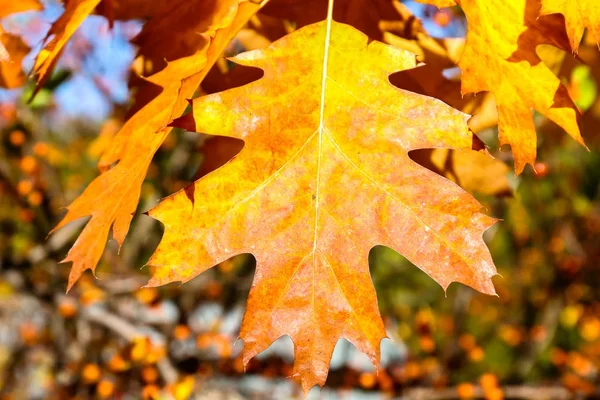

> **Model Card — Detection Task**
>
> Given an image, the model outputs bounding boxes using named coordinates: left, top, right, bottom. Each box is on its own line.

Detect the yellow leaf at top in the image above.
left=32, top=0, right=101, bottom=91
left=540, top=0, right=600, bottom=52
left=420, top=0, right=585, bottom=174
left=149, top=20, right=498, bottom=393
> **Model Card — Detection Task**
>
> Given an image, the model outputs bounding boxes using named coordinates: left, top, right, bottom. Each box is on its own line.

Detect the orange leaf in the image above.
left=0, top=0, right=42, bottom=18
left=53, top=0, right=268, bottom=291
left=0, top=0, right=40, bottom=76
left=32, top=0, right=101, bottom=91
left=148, top=20, right=498, bottom=393
left=0, top=30, right=30, bottom=88
left=540, top=0, right=600, bottom=52
left=419, top=0, right=585, bottom=174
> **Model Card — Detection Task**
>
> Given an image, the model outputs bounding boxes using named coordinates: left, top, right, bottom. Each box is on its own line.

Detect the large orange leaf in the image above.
left=32, top=0, right=101, bottom=90
left=148, top=20, right=498, bottom=393
left=540, top=0, right=600, bottom=52
left=420, top=0, right=585, bottom=174
left=53, top=0, right=267, bottom=291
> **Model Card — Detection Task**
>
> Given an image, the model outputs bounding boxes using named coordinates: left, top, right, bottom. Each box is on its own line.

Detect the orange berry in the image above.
left=205, top=280, right=223, bottom=298
left=58, top=298, right=78, bottom=318
left=9, top=130, right=25, bottom=146
left=144, top=345, right=166, bottom=364
left=469, top=346, right=485, bottom=362
left=358, top=372, right=377, bottom=389
left=214, top=335, right=232, bottom=358
left=530, top=325, right=547, bottom=342
left=97, top=379, right=115, bottom=398
left=16, top=180, right=33, bottom=196
left=18, top=208, right=34, bottom=222
left=485, top=387, right=504, bottom=400
left=433, top=10, right=452, bottom=27
left=0, top=103, right=17, bottom=123
left=376, top=370, right=394, bottom=392
left=196, top=333, right=212, bottom=350
left=142, top=385, right=161, bottom=399
left=457, top=383, right=475, bottom=399
left=20, top=156, right=37, bottom=174
left=27, top=190, right=43, bottom=207
left=173, top=324, right=191, bottom=341
left=419, top=335, right=436, bottom=353
left=130, top=337, right=151, bottom=362
left=550, top=348, right=568, bottom=366
left=404, top=361, right=422, bottom=380
left=81, top=363, right=101, bottom=383
left=480, top=373, right=498, bottom=390
left=534, top=162, right=549, bottom=178
left=141, top=366, right=159, bottom=384
left=19, top=322, right=37, bottom=345
left=33, top=142, right=49, bottom=157
left=79, top=287, right=105, bottom=306
left=458, top=333, right=476, bottom=351
left=107, top=354, right=130, bottom=372
left=135, top=288, right=158, bottom=305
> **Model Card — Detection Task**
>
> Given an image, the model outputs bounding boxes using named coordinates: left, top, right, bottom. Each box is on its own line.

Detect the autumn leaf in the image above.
left=52, top=0, right=267, bottom=291
left=0, top=0, right=42, bottom=19
left=32, top=0, right=101, bottom=91
left=148, top=20, right=498, bottom=393
left=0, top=30, right=30, bottom=88
left=0, top=0, right=41, bottom=84
left=540, top=0, right=600, bottom=52
left=419, top=0, right=585, bottom=174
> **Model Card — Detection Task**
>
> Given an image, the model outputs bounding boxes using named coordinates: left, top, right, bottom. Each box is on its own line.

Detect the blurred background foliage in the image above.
left=0, top=0, right=599, bottom=399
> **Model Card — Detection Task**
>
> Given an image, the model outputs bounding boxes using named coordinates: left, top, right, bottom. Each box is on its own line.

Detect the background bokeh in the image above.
left=0, top=1, right=599, bottom=399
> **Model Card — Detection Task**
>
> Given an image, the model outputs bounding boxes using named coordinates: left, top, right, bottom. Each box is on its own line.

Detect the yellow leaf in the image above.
left=418, top=0, right=586, bottom=174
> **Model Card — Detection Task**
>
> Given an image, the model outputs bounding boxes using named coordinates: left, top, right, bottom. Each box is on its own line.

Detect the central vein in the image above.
left=312, top=0, right=334, bottom=256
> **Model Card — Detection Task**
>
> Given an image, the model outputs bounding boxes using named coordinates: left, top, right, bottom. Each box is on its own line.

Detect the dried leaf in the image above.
left=149, top=20, right=497, bottom=393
